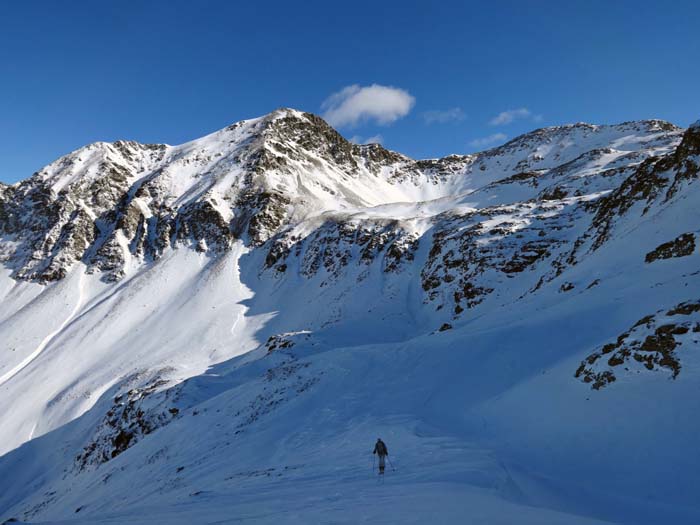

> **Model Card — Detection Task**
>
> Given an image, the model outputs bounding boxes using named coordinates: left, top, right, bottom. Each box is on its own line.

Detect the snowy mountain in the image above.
left=0, top=109, right=698, bottom=524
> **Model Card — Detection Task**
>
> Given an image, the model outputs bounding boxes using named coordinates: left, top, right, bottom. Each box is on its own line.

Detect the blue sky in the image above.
left=1, top=0, right=699, bottom=183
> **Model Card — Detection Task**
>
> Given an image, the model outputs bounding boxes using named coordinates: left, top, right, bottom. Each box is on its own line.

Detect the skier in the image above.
left=373, top=438, right=389, bottom=474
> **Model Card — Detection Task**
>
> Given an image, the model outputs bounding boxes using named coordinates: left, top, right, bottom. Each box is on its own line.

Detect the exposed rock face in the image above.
left=264, top=218, right=420, bottom=282
left=645, top=233, right=696, bottom=263
left=0, top=142, right=168, bottom=281
left=590, top=157, right=674, bottom=249
left=419, top=202, right=574, bottom=314
left=666, top=123, right=700, bottom=198
left=235, top=190, right=291, bottom=247
left=576, top=301, right=700, bottom=389
left=75, top=372, right=180, bottom=470
left=265, top=112, right=360, bottom=174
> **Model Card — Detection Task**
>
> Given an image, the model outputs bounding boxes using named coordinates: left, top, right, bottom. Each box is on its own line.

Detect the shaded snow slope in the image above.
left=0, top=111, right=698, bottom=524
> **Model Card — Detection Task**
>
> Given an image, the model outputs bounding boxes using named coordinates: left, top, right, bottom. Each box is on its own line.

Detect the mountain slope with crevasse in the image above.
left=0, top=111, right=698, bottom=524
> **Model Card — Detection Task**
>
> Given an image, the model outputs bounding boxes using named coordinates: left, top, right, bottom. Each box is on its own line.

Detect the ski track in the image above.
left=27, top=421, right=37, bottom=441
left=0, top=271, right=85, bottom=387
left=230, top=309, right=242, bottom=335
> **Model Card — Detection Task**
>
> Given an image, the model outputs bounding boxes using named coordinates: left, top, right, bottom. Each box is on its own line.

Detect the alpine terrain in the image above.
left=0, top=109, right=699, bottom=524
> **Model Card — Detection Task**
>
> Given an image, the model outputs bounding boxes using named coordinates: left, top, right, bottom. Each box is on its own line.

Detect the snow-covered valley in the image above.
left=0, top=110, right=699, bottom=524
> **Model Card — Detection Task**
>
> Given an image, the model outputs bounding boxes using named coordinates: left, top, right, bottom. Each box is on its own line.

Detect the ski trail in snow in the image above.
left=229, top=246, right=250, bottom=336
left=28, top=421, right=38, bottom=440
left=0, top=271, right=86, bottom=387
left=230, top=309, right=242, bottom=334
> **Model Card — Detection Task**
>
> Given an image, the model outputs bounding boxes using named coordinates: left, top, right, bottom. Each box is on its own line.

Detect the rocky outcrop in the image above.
left=575, top=301, right=700, bottom=389
left=76, top=372, right=180, bottom=470
left=263, top=218, right=419, bottom=281
left=645, top=233, right=696, bottom=263
left=421, top=202, right=571, bottom=315
left=176, top=199, right=234, bottom=252
left=235, top=191, right=291, bottom=246
left=666, top=123, right=700, bottom=199
left=0, top=184, right=16, bottom=234
left=590, top=156, right=672, bottom=249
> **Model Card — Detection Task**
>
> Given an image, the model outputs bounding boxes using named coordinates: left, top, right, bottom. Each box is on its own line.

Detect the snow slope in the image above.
left=0, top=110, right=698, bottom=524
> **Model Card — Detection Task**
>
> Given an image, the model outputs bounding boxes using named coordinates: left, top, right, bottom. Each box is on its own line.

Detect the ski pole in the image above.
left=387, top=456, right=396, bottom=471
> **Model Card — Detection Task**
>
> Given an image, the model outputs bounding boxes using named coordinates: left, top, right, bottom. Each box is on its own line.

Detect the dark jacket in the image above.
left=373, top=440, right=388, bottom=456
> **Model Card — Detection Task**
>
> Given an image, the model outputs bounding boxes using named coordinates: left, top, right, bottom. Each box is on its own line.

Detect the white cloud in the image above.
left=489, top=108, right=532, bottom=126
left=322, top=84, right=415, bottom=128
left=469, top=133, right=507, bottom=149
left=349, top=134, right=384, bottom=145
left=422, top=107, right=466, bottom=124
left=363, top=134, right=384, bottom=145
